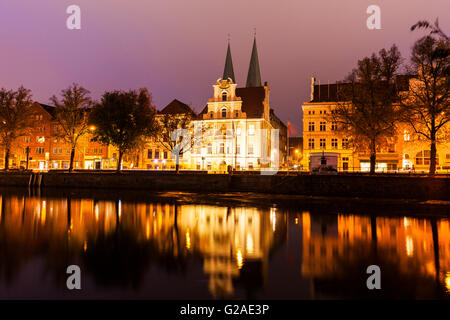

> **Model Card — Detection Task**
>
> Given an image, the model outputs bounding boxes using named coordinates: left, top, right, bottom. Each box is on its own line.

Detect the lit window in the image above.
left=331, top=138, right=338, bottom=149
left=320, top=138, right=326, bottom=149
left=219, top=143, right=225, bottom=154
left=342, top=138, right=349, bottom=149
left=404, top=130, right=410, bottom=141
left=249, top=125, right=255, bottom=135
left=248, top=144, right=254, bottom=154
left=320, top=122, right=326, bottom=131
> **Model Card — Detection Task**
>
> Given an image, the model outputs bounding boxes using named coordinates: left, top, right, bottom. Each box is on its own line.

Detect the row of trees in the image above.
left=332, top=20, right=449, bottom=175
left=0, top=85, right=193, bottom=173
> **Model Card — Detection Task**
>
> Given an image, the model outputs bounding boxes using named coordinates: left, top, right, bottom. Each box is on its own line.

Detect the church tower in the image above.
left=223, top=42, right=235, bottom=83
left=246, top=36, right=262, bottom=87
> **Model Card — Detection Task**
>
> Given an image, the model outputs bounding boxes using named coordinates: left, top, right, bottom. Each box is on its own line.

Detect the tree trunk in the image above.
left=369, top=138, right=376, bottom=175
left=176, top=153, right=180, bottom=174
left=69, top=147, right=75, bottom=173
left=117, top=150, right=123, bottom=172
left=4, top=147, right=10, bottom=171
left=429, top=133, right=437, bottom=176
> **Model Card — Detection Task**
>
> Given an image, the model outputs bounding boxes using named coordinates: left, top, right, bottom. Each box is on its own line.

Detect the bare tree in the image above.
left=400, top=23, right=450, bottom=175
left=0, top=87, right=33, bottom=170
left=332, top=45, right=403, bottom=174
left=156, top=112, right=195, bottom=173
left=50, top=84, right=92, bottom=172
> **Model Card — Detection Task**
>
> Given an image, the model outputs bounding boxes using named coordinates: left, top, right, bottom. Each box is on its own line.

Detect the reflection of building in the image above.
left=0, top=194, right=284, bottom=298
left=301, top=211, right=450, bottom=291
left=301, top=77, right=450, bottom=172
left=178, top=205, right=274, bottom=298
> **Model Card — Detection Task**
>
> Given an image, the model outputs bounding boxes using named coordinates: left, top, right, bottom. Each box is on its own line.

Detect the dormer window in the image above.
left=222, top=92, right=228, bottom=101
left=221, top=108, right=227, bottom=118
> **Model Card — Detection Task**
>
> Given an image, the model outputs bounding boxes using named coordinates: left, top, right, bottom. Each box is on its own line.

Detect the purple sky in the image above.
left=0, top=1, right=448, bottom=135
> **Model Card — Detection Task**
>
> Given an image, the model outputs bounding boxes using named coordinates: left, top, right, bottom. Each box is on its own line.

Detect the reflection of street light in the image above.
left=201, top=148, right=206, bottom=170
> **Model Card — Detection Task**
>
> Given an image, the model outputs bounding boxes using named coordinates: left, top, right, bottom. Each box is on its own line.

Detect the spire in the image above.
left=246, top=35, right=262, bottom=87
left=223, top=39, right=235, bottom=82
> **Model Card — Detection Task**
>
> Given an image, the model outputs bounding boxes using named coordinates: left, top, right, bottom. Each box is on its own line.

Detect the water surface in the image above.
left=0, top=188, right=449, bottom=299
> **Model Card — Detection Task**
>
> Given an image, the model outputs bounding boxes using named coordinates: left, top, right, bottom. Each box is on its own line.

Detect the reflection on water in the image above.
left=0, top=190, right=449, bottom=299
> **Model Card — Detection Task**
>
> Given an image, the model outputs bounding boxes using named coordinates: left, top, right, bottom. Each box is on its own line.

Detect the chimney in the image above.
left=310, top=76, right=316, bottom=101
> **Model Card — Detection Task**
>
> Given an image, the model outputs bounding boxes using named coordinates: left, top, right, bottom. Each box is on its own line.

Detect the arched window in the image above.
left=221, top=108, right=227, bottom=118
left=222, top=92, right=228, bottom=101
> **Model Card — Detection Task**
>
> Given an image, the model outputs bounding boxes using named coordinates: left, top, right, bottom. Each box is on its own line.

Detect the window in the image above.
left=249, top=125, right=255, bottom=135
left=155, top=150, right=160, bottom=159
left=164, top=151, right=168, bottom=159
left=248, top=162, right=254, bottom=170
left=320, top=138, right=326, bottom=149
left=404, top=130, right=411, bottom=141
left=415, top=150, right=438, bottom=165
left=221, top=108, right=227, bottom=118
left=236, top=144, right=240, bottom=154
left=342, top=138, right=349, bottom=149
left=236, top=127, right=241, bottom=135
left=222, top=92, right=228, bottom=101
left=24, top=136, right=30, bottom=143
left=36, top=147, right=45, bottom=154
left=219, top=143, right=225, bottom=154
left=207, top=144, right=212, bottom=154
left=210, top=112, right=214, bottom=119
left=36, top=136, right=45, bottom=143
left=320, top=122, right=326, bottom=131
left=53, top=147, right=57, bottom=155
left=331, top=122, right=337, bottom=131
left=308, top=122, right=315, bottom=132
left=94, top=148, right=98, bottom=154
left=404, top=154, right=410, bottom=159
left=308, top=139, right=315, bottom=149
left=248, top=144, right=254, bottom=155
left=99, top=148, right=102, bottom=154
left=331, top=138, right=338, bottom=149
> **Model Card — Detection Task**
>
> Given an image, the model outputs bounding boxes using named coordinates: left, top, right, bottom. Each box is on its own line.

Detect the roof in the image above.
left=310, top=75, right=412, bottom=103
left=159, top=99, right=196, bottom=116
left=198, top=86, right=266, bottom=119
left=39, top=103, right=56, bottom=117
left=223, top=43, right=235, bottom=82
left=246, top=37, right=262, bottom=88
left=236, top=86, right=265, bottom=118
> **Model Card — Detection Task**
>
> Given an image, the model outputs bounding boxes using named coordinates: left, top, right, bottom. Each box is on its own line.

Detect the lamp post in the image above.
left=26, top=146, right=30, bottom=170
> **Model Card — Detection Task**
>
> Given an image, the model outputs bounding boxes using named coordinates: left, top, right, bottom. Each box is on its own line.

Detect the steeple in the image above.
left=222, top=41, right=235, bottom=82
left=246, top=36, right=262, bottom=87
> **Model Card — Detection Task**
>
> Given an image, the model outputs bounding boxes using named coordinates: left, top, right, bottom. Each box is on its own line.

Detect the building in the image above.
left=2, top=102, right=111, bottom=170
left=191, top=38, right=287, bottom=171
left=301, top=77, right=450, bottom=173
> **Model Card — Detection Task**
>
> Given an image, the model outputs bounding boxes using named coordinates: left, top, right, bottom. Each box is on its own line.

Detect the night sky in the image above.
left=0, top=0, right=448, bottom=135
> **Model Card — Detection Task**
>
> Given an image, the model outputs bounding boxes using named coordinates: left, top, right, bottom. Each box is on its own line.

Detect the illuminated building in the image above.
left=301, top=77, right=450, bottom=172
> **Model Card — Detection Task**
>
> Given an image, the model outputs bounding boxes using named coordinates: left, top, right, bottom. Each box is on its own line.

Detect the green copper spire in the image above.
left=222, top=42, right=235, bottom=82
left=246, top=36, right=262, bottom=87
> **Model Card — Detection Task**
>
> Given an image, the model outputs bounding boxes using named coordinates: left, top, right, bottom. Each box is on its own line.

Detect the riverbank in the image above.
left=0, top=171, right=449, bottom=201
